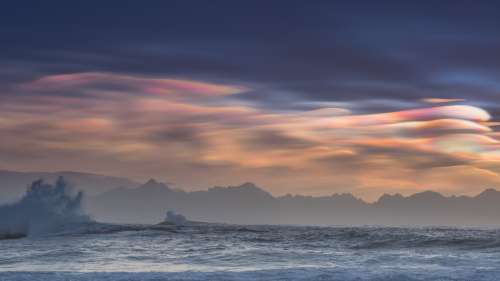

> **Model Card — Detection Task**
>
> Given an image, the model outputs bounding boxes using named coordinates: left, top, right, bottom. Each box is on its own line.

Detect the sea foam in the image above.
left=0, top=177, right=89, bottom=238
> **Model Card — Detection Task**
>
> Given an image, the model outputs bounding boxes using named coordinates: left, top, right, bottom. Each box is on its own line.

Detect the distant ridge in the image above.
left=87, top=178, right=500, bottom=227
left=2, top=170, right=500, bottom=226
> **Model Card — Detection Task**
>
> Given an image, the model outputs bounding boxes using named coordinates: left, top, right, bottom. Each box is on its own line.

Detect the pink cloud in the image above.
left=21, top=72, right=247, bottom=98
left=2, top=71, right=500, bottom=199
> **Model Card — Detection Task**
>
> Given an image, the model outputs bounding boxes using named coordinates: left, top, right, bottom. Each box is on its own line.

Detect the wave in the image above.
left=56, top=223, right=500, bottom=251
left=0, top=177, right=90, bottom=238
left=335, top=227, right=500, bottom=250
left=2, top=268, right=499, bottom=281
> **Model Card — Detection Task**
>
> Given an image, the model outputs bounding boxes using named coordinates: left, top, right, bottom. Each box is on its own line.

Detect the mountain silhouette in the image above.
left=86, top=179, right=500, bottom=227
left=2, top=170, right=500, bottom=226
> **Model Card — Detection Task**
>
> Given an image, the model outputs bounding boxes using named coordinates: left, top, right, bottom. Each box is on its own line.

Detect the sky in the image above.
left=1, top=1, right=500, bottom=200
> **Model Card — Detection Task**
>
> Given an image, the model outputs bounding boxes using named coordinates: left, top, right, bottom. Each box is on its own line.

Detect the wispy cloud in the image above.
left=1, top=71, right=500, bottom=200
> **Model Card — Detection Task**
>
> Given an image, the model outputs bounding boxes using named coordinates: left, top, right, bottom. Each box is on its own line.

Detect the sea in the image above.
left=1, top=223, right=500, bottom=281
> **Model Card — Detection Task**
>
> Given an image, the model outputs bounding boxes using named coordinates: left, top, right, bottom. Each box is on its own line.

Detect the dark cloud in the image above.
left=2, top=1, right=500, bottom=115
left=356, top=145, right=469, bottom=170
left=314, top=144, right=469, bottom=172
left=148, top=126, right=206, bottom=148
left=242, top=130, right=317, bottom=151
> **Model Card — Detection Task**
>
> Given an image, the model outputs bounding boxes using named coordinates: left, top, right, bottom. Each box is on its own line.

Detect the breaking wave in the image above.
left=164, top=210, right=188, bottom=225
left=0, top=177, right=90, bottom=238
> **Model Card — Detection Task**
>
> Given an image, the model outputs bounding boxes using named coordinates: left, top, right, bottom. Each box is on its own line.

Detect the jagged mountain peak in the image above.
left=239, top=182, right=258, bottom=188
left=208, top=182, right=272, bottom=198
left=331, top=193, right=360, bottom=201
left=476, top=188, right=500, bottom=199
left=376, top=193, right=404, bottom=204
left=408, top=190, right=445, bottom=200
left=140, top=179, right=170, bottom=191
left=145, top=178, right=159, bottom=185
left=235, top=182, right=265, bottom=192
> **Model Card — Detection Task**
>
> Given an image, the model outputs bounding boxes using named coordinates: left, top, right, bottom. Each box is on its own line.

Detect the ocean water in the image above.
left=1, top=223, right=500, bottom=281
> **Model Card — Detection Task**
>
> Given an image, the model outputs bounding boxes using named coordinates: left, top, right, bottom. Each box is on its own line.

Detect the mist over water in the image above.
left=0, top=177, right=89, bottom=238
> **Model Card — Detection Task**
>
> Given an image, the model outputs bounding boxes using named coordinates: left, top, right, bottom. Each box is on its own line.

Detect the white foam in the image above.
left=0, top=177, right=89, bottom=237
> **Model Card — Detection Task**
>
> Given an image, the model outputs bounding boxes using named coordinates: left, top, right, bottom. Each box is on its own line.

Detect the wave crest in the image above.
left=0, top=177, right=90, bottom=238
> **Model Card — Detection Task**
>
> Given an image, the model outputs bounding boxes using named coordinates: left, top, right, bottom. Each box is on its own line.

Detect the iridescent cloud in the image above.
left=1, top=72, right=500, bottom=200
left=421, top=98, right=466, bottom=104
left=21, top=72, right=246, bottom=98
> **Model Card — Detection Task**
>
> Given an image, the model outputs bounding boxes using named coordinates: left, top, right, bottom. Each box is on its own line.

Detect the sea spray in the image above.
left=164, top=210, right=188, bottom=225
left=0, top=177, right=90, bottom=238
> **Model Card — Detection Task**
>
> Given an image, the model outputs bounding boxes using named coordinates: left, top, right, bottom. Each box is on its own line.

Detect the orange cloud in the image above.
left=22, top=72, right=247, bottom=97
left=421, top=98, right=466, bottom=104
left=2, top=71, right=500, bottom=199
left=313, top=105, right=490, bottom=129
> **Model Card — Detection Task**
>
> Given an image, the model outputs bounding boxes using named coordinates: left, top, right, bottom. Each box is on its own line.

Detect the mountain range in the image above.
left=88, top=179, right=500, bottom=227
left=1, top=170, right=500, bottom=227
